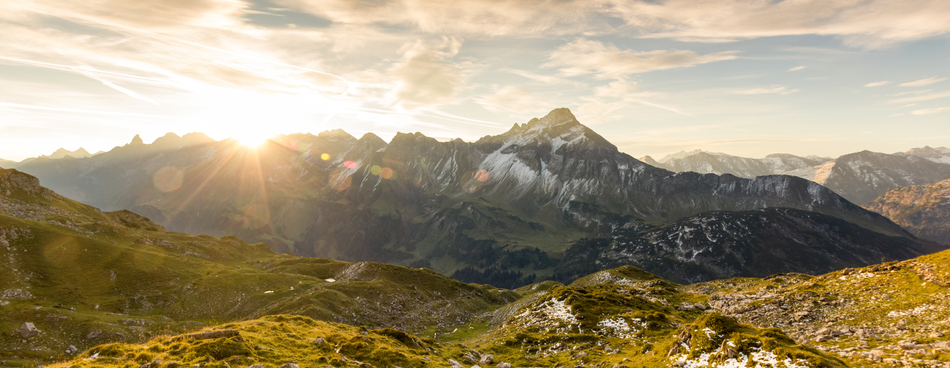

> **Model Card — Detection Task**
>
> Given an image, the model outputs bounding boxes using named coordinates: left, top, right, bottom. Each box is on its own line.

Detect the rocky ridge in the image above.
left=863, top=178, right=950, bottom=245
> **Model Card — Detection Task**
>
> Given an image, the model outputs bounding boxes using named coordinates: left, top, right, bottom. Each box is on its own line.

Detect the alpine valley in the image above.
left=2, top=166, right=950, bottom=368
left=4, top=109, right=944, bottom=288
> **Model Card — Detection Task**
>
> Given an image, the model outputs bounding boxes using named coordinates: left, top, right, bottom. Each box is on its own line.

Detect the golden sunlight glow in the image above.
left=235, top=133, right=268, bottom=148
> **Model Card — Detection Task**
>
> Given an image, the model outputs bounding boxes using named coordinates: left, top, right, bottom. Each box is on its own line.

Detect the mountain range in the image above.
left=1, top=168, right=948, bottom=367
left=643, top=147, right=950, bottom=206
left=3, top=108, right=944, bottom=287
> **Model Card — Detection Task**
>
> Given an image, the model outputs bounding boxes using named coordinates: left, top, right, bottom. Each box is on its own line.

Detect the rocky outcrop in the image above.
left=863, top=179, right=950, bottom=245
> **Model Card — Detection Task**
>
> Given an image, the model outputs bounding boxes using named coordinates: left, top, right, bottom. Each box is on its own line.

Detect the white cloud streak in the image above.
left=900, top=77, right=947, bottom=87
left=864, top=81, right=890, bottom=87
left=733, top=86, right=799, bottom=95
left=544, top=38, right=737, bottom=80
left=889, top=91, right=950, bottom=104
left=912, top=107, right=949, bottom=115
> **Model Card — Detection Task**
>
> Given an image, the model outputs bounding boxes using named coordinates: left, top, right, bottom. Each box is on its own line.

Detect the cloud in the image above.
left=475, top=86, right=549, bottom=114
left=864, top=81, right=890, bottom=87
left=912, top=107, right=949, bottom=115
left=613, top=0, right=950, bottom=48
left=594, top=79, right=639, bottom=97
left=900, top=77, right=947, bottom=87
left=544, top=38, right=738, bottom=80
left=389, top=37, right=465, bottom=108
left=503, top=69, right=574, bottom=85
left=5, top=0, right=248, bottom=29
left=279, top=0, right=614, bottom=36
left=788, top=66, right=806, bottom=72
left=889, top=91, right=950, bottom=104
left=264, top=0, right=950, bottom=47
left=733, top=86, right=799, bottom=95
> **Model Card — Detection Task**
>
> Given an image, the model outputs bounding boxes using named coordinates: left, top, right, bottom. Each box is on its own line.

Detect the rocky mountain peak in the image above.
left=129, top=134, right=145, bottom=146
left=480, top=108, right=616, bottom=152
left=317, top=129, right=357, bottom=143
left=47, top=147, right=92, bottom=159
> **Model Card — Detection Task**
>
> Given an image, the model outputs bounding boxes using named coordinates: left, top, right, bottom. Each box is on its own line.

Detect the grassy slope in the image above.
left=0, top=170, right=517, bottom=366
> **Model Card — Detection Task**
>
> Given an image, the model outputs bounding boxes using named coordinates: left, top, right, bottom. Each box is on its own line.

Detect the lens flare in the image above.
left=153, top=166, right=184, bottom=192
left=370, top=165, right=382, bottom=175
left=344, top=161, right=358, bottom=170
left=475, top=170, right=490, bottom=182
left=321, top=153, right=330, bottom=161
left=380, top=167, right=394, bottom=179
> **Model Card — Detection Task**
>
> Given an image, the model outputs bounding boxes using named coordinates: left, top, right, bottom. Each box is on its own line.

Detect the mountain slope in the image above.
left=0, top=168, right=516, bottom=365
left=863, top=178, right=950, bottom=245
left=555, top=207, right=943, bottom=284
left=50, top=250, right=950, bottom=368
left=11, top=109, right=938, bottom=287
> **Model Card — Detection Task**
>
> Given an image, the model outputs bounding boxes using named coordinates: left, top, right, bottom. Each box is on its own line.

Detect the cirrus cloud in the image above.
left=543, top=38, right=738, bottom=80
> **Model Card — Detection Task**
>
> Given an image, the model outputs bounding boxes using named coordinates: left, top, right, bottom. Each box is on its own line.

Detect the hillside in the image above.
left=863, top=179, right=950, bottom=245
left=0, top=168, right=516, bottom=366
left=44, top=250, right=950, bottom=368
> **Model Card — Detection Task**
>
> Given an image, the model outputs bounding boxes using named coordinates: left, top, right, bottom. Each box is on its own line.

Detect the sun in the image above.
left=233, top=132, right=269, bottom=149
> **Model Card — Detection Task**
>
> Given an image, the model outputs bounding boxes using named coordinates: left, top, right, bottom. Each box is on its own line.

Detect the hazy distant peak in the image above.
left=129, top=134, right=145, bottom=146
left=901, top=145, right=950, bottom=164
left=317, top=129, right=356, bottom=142
left=153, top=132, right=181, bottom=143
left=46, top=147, right=92, bottom=159
left=657, top=149, right=704, bottom=163
left=357, top=132, right=388, bottom=149
left=639, top=155, right=661, bottom=166
left=151, top=132, right=215, bottom=149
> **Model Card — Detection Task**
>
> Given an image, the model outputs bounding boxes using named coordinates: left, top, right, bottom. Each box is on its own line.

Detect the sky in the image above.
left=1, top=0, right=949, bottom=162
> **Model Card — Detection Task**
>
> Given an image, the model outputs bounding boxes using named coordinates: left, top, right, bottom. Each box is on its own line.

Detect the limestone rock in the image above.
left=19, top=322, right=40, bottom=338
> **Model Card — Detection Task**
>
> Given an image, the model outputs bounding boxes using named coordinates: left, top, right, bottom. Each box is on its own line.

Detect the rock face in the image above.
left=10, top=109, right=941, bottom=286
left=863, top=178, right=950, bottom=245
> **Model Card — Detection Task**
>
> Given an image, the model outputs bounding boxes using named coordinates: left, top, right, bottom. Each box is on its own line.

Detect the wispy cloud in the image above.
left=733, top=86, right=799, bottom=95
left=912, top=107, right=949, bottom=115
left=503, top=68, right=574, bottom=85
left=615, top=0, right=950, bottom=48
left=864, top=81, right=889, bottom=87
left=788, top=66, right=806, bottom=72
left=475, top=86, right=549, bottom=114
left=75, top=68, right=160, bottom=105
left=900, top=77, right=947, bottom=87
left=889, top=91, right=950, bottom=104
left=544, top=38, right=737, bottom=80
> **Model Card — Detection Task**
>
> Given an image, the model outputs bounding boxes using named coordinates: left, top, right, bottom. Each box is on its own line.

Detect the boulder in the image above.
left=65, top=345, right=78, bottom=354
left=18, top=322, right=40, bottom=338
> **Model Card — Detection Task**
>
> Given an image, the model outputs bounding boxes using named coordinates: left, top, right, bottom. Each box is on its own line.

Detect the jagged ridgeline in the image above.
left=10, top=108, right=947, bottom=287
